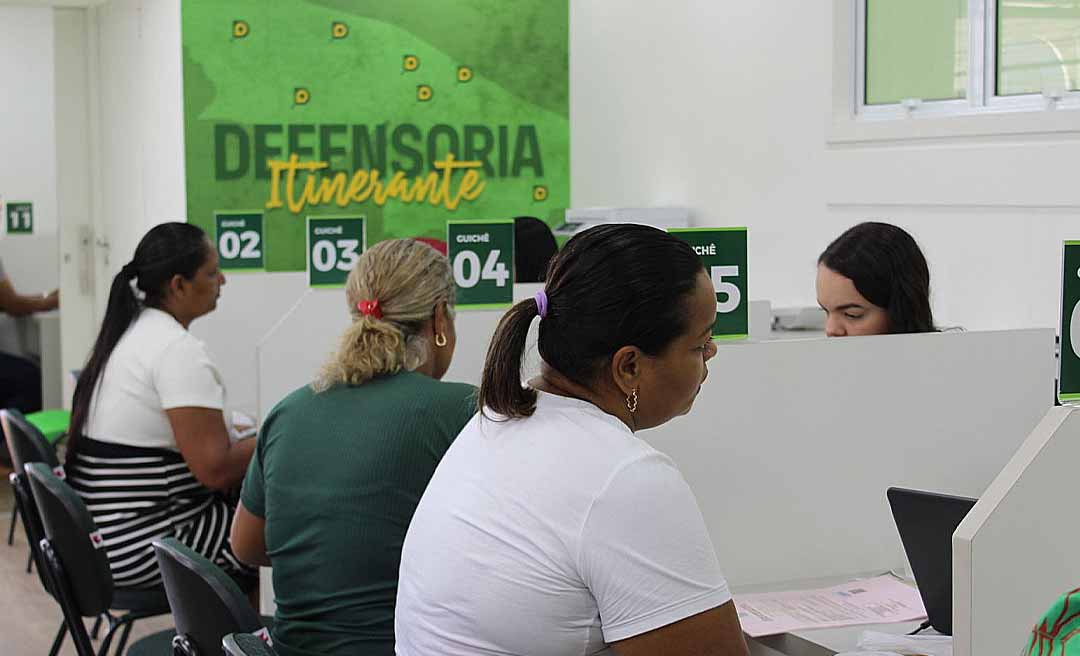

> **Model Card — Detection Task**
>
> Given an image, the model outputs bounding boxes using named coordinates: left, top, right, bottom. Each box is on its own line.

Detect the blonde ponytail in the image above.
left=312, top=239, right=454, bottom=391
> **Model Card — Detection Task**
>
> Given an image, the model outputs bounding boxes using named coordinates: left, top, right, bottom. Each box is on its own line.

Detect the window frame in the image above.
left=854, top=0, right=1080, bottom=120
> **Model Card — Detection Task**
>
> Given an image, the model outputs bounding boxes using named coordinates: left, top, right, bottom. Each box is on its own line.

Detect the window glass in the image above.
left=998, top=0, right=1080, bottom=96
left=866, top=0, right=969, bottom=105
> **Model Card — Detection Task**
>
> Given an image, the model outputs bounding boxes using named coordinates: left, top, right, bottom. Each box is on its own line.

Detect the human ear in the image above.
left=609, top=345, right=643, bottom=397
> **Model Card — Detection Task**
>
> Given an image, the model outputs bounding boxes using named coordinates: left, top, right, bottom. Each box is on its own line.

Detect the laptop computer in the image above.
left=887, top=486, right=977, bottom=635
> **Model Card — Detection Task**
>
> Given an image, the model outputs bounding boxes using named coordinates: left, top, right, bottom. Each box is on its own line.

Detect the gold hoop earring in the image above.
left=626, top=388, right=638, bottom=414
left=435, top=333, right=447, bottom=348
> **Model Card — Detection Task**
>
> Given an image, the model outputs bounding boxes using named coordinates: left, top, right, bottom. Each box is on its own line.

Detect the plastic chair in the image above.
left=1, top=408, right=63, bottom=563
left=25, top=462, right=173, bottom=656
left=222, top=633, right=276, bottom=656
left=513, top=216, right=558, bottom=283
left=152, top=538, right=268, bottom=655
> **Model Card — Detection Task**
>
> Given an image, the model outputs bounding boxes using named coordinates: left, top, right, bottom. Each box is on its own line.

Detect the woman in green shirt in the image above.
left=230, top=238, right=475, bottom=656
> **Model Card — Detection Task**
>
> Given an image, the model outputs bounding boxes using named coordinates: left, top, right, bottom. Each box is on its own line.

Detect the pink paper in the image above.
left=734, top=574, right=928, bottom=637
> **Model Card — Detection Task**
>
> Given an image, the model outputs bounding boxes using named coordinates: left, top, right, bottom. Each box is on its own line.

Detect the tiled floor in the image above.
left=0, top=466, right=173, bottom=655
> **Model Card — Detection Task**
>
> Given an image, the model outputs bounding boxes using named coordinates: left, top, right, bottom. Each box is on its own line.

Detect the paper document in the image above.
left=734, top=574, right=927, bottom=637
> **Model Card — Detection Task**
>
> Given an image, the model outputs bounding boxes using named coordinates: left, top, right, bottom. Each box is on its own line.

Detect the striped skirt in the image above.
left=66, top=436, right=255, bottom=589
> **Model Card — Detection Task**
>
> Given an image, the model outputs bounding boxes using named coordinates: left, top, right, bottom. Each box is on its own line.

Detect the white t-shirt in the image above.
left=395, top=391, right=731, bottom=655
left=83, top=308, right=225, bottom=451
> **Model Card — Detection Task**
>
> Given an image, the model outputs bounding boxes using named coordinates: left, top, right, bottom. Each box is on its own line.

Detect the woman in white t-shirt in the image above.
left=396, top=224, right=749, bottom=655
left=65, top=222, right=256, bottom=589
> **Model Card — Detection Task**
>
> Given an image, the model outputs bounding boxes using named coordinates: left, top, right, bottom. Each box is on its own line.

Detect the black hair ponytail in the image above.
left=478, top=298, right=541, bottom=418
left=68, top=223, right=209, bottom=458
left=478, top=223, right=704, bottom=421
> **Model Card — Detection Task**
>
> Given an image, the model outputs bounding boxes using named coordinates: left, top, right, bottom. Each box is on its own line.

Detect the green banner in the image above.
left=5, top=202, right=33, bottom=235
left=181, top=0, right=569, bottom=271
left=448, top=220, right=513, bottom=309
left=1060, top=242, right=1080, bottom=403
left=307, top=216, right=365, bottom=287
left=215, top=211, right=265, bottom=271
left=669, top=228, right=749, bottom=340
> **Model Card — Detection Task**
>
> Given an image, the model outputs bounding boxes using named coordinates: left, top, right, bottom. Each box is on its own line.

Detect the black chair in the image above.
left=222, top=633, right=276, bottom=656
left=25, top=462, right=173, bottom=656
left=152, top=537, right=269, bottom=656
left=514, top=216, right=558, bottom=283
left=1, top=408, right=61, bottom=557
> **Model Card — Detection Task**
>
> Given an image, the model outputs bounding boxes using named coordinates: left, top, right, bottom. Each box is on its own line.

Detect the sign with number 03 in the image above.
left=5, top=202, right=33, bottom=234
left=447, top=220, right=514, bottom=309
left=1059, top=241, right=1080, bottom=403
left=215, top=211, right=264, bottom=271
left=307, top=216, right=365, bottom=287
left=669, top=228, right=748, bottom=340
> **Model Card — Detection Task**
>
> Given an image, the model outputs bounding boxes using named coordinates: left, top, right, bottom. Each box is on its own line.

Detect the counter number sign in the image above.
left=448, top=220, right=514, bottom=309
left=307, top=216, right=365, bottom=287
left=215, top=211, right=264, bottom=271
left=6, top=202, right=32, bottom=234
left=1060, top=241, right=1080, bottom=403
left=669, top=228, right=748, bottom=340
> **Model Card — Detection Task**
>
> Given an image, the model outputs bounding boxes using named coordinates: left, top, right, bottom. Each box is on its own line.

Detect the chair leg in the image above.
left=48, top=622, right=66, bottom=656
left=7, top=504, right=17, bottom=546
left=25, top=548, right=32, bottom=574
left=96, top=615, right=120, bottom=656
left=90, top=614, right=103, bottom=639
left=112, top=620, right=134, bottom=656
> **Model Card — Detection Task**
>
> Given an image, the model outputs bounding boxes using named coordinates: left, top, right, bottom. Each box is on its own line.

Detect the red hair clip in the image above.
left=357, top=299, right=383, bottom=319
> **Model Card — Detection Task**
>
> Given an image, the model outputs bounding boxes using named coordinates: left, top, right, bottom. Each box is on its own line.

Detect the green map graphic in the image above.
left=182, top=0, right=569, bottom=271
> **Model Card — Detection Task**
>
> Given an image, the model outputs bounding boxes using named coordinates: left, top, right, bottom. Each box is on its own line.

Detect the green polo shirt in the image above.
left=241, top=371, right=476, bottom=656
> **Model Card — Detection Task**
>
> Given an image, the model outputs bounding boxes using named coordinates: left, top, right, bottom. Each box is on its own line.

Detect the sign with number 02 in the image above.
left=669, top=227, right=748, bottom=340
left=1059, top=241, right=1080, bottom=403
left=215, top=211, right=264, bottom=271
left=447, top=220, right=514, bottom=309
left=307, top=216, right=365, bottom=287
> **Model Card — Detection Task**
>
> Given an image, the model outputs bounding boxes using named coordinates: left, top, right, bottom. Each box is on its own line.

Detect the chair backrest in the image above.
left=152, top=538, right=261, bottom=654
left=1, top=408, right=61, bottom=474
left=9, top=467, right=55, bottom=595
left=223, top=633, right=276, bottom=656
left=513, top=216, right=558, bottom=283
left=24, top=462, right=113, bottom=616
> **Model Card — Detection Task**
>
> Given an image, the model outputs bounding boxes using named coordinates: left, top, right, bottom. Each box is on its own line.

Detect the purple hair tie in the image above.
left=534, top=290, right=548, bottom=319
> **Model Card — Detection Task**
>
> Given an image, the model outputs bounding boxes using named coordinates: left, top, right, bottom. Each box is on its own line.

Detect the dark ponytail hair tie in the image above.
left=121, top=262, right=138, bottom=279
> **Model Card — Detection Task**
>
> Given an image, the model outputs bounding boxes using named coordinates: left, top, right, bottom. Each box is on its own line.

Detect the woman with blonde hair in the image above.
left=230, top=238, right=475, bottom=656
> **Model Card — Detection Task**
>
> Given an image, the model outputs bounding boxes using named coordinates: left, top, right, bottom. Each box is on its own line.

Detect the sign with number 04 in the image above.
left=5, top=202, right=33, bottom=234
left=1059, top=241, right=1080, bottom=403
left=669, top=227, right=748, bottom=340
left=215, top=211, right=264, bottom=271
left=447, top=220, right=514, bottom=309
left=307, top=216, right=365, bottom=287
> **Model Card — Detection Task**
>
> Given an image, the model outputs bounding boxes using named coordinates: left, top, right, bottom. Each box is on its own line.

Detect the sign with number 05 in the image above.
left=215, top=211, right=264, bottom=271
left=307, top=216, right=365, bottom=287
left=5, top=202, right=33, bottom=234
left=669, top=227, right=748, bottom=340
left=447, top=220, right=514, bottom=309
left=1059, top=241, right=1080, bottom=403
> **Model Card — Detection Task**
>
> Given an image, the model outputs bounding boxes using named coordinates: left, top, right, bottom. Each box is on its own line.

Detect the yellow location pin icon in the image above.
left=332, top=22, right=348, bottom=39
left=457, top=66, right=473, bottom=83
left=417, top=85, right=433, bottom=102
left=294, top=88, right=310, bottom=105
left=403, top=55, right=419, bottom=72
left=232, top=20, right=249, bottom=39
left=533, top=186, right=548, bottom=202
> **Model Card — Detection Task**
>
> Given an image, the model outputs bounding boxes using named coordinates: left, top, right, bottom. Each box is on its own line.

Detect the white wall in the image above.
left=570, top=1, right=1080, bottom=331
left=93, top=0, right=186, bottom=278
left=0, top=6, right=58, bottom=240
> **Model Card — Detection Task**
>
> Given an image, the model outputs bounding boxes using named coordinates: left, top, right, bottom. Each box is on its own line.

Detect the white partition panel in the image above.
left=191, top=272, right=308, bottom=418
left=255, top=283, right=543, bottom=420
left=953, top=405, right=1080, bottom=656
left=646, top=329, right=1054, bottom=588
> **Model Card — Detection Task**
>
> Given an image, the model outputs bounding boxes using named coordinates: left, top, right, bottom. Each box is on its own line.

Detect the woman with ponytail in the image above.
left=229, top=238, right=475, bottom=656
left=66, top=222, right=256, bottom=590
left=396, top=224, right=749, bottom=656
